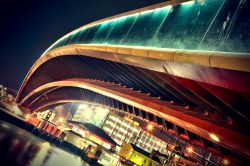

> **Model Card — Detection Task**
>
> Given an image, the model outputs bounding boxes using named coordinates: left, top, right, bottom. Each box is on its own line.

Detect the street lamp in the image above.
left=58, top=117, right=64, bottom=123
left=186, top=146, right=193, bottom=154
left=209, top=133, right=220, bottom=142
left=147, top=124, right=153, bottom=131
left=222, top=158, right=230, bottom=166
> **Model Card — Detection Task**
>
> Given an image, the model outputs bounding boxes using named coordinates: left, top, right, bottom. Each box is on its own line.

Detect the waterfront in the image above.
left=0, top=120, right=89, bottom=166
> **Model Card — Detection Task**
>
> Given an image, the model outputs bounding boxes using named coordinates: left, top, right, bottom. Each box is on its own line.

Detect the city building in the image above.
left=0, top=84, right=22, bottom=116
left=37, top=110, right=56, bottom=122
left=72, top=102, right=109, bottom=127
left=68, top=121, right=117, bottom=150
left=118, top=143, right=161, bottom=166
left=0, top=85, right=7, bottom=99
left=102, top=112, right=169, bottom=155
left=53, top=105, right=73, bottom=122
left=66, top=121, right=121, bottom=165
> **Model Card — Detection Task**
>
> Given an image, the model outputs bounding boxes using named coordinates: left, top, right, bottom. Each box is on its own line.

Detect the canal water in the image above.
left=0, top=120, right=89, bottom=166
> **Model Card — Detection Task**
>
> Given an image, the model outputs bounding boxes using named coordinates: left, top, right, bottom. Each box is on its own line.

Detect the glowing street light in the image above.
left=186, top=146, right=193, bottom=154
left=58, top=117, right=64, bottom=123
left=209, top=133, right=220, bottom=142
left=147, top=124, right=153, bottom=131
left=222, top=158, right=230, bottom=166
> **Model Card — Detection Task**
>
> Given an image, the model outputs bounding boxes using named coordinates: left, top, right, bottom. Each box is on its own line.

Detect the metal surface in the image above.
left=18, top=79, right=250, bottom=157
left=16, top=44, right=250, bottom=102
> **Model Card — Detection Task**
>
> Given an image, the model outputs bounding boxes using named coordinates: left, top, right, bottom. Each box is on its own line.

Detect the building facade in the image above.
left=102, top=112, right=168, bottom=155
left=118, top=143, right=161, bottom=166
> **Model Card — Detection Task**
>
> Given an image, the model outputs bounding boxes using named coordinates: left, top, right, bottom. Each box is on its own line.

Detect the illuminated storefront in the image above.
left=65, top=121, right=123, bottom=165
left=118, top=143, right=161, bottom=166
left=72, top=103, right=109, bottom=127
left=102, top=112, right=169, bottom=154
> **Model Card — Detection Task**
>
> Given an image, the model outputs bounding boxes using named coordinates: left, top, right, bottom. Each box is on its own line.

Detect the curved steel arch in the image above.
left=18, top=78, right=250, bottom=157
left=17, top=44, right=250, bottom=102
left=17, top=0, right=250, bottom=100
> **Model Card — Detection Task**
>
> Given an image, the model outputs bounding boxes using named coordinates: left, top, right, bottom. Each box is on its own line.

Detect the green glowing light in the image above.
left=45, top=0, right=247, bottom=54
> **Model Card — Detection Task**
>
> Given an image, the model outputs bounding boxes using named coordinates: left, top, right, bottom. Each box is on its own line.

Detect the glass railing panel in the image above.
left=47, top=0, right=249, bottom=54
left=91, top=20, right=116, bottom=44
left=121, top=8, right=169, bottom=46
left=106, top=14, right=138, bottom=45
left=77, top=29, right=90, bottom=43
left=198, top=0, right=249, bottom=53
left=152, top=0, right=224, bottom=49
left=84, top=24, right=101, bottom=43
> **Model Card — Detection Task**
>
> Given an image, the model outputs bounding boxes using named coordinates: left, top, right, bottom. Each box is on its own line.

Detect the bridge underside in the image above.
left=16, top=0, right=250, bottom=163
left=16, top=52, right=250, bottom=160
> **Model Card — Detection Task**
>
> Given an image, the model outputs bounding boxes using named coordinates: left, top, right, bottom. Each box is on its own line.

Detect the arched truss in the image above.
left=18, top=54, right=250, bottom=123
left=17, top=0, right=250, bottom=160
left=16, top=53, right=250, bottom=158
left=18, top=77, right=250, bottom=157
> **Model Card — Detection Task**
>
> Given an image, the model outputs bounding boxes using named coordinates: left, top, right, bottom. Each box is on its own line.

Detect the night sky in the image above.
left=0, top=0, right=165, bottom=91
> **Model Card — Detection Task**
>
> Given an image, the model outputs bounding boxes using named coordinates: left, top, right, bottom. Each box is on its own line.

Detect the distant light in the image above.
left=209, top=133, right=220, bottom=142
left=58, top=117, right=64, bottom=123
left=157, top=5, right=172, bottom=11
left=182, top=0, right=195, bottom=5
left=186, top=147, right=193, bottom=153
left=196, top=0, right=205, bottom=5
left=147, top=124, right=153, bottom=131
left=140, top=9, right=154, bottom=15
left=222, top=158, right=230, bottom=165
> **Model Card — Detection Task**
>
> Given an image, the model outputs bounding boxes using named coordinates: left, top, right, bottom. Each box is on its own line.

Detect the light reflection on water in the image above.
left=0, top=120, right=89, bottom=166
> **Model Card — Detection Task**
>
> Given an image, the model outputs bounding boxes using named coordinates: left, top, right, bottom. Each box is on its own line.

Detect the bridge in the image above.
left=16, top=0, right=250, bottom=163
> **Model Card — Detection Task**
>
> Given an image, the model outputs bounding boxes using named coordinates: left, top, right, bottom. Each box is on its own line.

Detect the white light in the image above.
left=186, top=147, right=193, bottom=153
left=182, top=0, right=195, bottom=5
left=140, top=9, right=154, bottom=15
left=158, top=6, right=172, bottom=11
left=58, top=117, right=64, bottom=123
left=209, top=133, right=220, bottom=142
left=222, top=158, right=230, bottom=165
left=147, top=124, right=153, bottom=131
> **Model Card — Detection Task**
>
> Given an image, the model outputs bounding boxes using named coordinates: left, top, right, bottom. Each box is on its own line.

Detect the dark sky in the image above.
left=0, top=0, right=165, bottom=90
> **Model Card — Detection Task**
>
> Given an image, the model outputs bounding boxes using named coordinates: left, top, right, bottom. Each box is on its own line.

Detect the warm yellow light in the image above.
left=58, top=117, right=64, bottom=123
left=147, top=124, right=153, bottom=131
left=222, top=158, right=230, bottom=165
left=186, top=147, right=193, bottom=153
left=209, top=133, right=220, bottom=142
